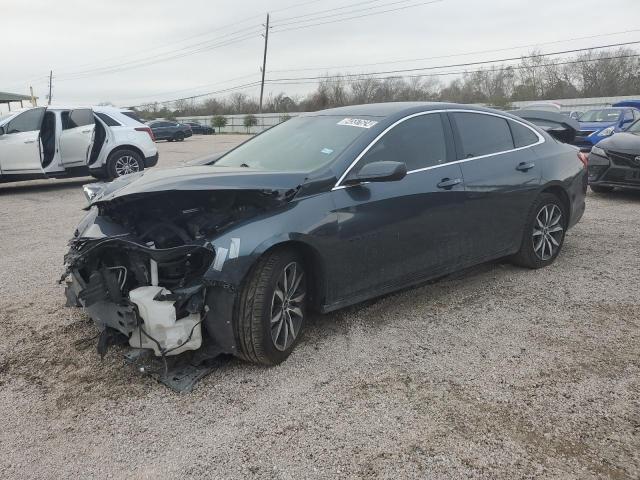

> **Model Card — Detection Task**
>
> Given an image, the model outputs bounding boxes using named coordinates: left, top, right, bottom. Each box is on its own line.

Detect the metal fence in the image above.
left=176, top=112, right=306, bottom=133
left=177, top=95, right=640, bottom=132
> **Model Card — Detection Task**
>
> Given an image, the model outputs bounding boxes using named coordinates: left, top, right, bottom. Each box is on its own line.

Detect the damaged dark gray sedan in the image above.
left=63, top=102, right=587, bottom=382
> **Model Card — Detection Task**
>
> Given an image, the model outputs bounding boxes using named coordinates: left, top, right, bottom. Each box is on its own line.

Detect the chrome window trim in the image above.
left=332, top=109, right=545, bottom=191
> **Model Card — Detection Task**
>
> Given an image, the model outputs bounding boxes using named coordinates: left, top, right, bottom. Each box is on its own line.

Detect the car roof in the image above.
left=309, top=101, right=501, bottom=118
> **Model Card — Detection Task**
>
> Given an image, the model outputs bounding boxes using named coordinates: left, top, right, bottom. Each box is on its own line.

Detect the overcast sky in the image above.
left=2, top=0, right=639, bottom=109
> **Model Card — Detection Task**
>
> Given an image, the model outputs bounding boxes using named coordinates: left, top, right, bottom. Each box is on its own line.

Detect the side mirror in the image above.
left=344, top=161, right=407, bottom=185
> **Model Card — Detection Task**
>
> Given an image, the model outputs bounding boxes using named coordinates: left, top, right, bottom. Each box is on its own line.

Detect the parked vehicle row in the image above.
left=63, top=102, right=587, bottom=387
left=0, top=106, right=158, bottom=183
left=514, top=100, right=640, bottom=193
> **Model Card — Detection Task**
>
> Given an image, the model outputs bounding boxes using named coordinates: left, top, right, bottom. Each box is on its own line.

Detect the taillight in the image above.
left=577, top=151, right=589, bottom=169
left=135, top=126, right=155, bottom=141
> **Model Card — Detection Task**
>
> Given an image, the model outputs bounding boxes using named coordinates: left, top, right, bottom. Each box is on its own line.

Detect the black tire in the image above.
left=511, top=193, right=567, bottom=269
left=590, top=185, right=614, bottom=193
left=167, top=138, right=174, bottom=142
left=106, top=149, right=144, bottom=179
left=234, top=249, right=308, bottom=365
left=174, top=132, right=185, bottom=142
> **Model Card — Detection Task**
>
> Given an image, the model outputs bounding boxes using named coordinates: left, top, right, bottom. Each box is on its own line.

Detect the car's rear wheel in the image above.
left=174, top=132, right=185, bottom=142
left=511, top=193, right=567, bottom=269
left=234, top=249, right=307, bottom=365
left=107, top=150, right=144, bottom=179
left=590, top=185, right=614, bottom=193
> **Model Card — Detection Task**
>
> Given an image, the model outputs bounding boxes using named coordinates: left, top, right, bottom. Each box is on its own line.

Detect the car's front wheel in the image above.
left=590, top=185, right=614, bottom=194
left=107, top=150, right=144, bottom=179
left=512, top=193, right=567, bottom=269
left=174, top=132, right=185, bottom=142
left=234, top=249, right=307, bottom=365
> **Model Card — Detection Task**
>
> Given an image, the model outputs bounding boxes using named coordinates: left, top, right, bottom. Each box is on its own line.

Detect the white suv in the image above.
left=0, top=105, right=158, bottom=182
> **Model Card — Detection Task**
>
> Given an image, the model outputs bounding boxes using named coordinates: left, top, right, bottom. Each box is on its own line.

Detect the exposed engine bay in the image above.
left=62, top=188, right=284, bottom=389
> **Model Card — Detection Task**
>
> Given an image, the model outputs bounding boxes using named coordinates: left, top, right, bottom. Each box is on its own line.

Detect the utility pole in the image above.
left=47, top=70, right=53, bottom=105
left=258, top=13, right=270, bottom=114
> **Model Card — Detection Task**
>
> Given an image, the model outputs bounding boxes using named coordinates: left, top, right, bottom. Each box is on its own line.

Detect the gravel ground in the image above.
left=0, top=135, right=639, bottom=479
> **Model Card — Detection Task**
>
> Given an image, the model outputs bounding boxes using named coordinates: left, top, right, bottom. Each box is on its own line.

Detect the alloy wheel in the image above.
left=114, top=155, right=140, bottom=177
left=532, top=204, right=564, bottom=261
left=270, top=261, right=306, bottom=351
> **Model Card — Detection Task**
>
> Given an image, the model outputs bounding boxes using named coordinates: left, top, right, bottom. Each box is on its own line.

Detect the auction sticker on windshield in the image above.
left=337, top=118, right=379, bottom=129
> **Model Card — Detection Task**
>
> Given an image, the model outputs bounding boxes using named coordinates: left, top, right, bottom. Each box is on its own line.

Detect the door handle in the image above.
left=24, top=140, right=36, bottom=144
left=516, top=162, right=535, bottom=172
left=81, top=129, right=92, bottom=133
left=437, top=177, right=462, bottom=190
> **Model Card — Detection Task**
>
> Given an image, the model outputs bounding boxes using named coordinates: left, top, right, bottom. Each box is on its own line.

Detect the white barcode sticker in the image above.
left=337, top=118, right=378, bottom=129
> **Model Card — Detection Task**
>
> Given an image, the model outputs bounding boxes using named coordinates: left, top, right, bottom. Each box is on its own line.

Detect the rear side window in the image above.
left=358, top=113, right=447, bottom=171
left=452, top=112, right=514, bottom=158
left=62, top=109, right=94, bottom=129
left=5, top=108, right=45, bottom=133
left=509, top=120, right=539, bottom=148
left=122, top=111, right=144, bottom=123
left=95, top=112, right=121, bottom=126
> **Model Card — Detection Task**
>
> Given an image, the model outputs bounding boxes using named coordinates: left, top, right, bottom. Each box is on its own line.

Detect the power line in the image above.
left=271, top=0, right=412, bottom=25
left=265, top=41, right=640, bottom=82
left=270, top=0, right=444, bottom=33
left=268, top=28, right=640, bottom=73
left=273, top=54, right=640, bottom=84
left=20, top=1, right=328, bottom=82
left=56, top=28, right=264, bottom=80
left=126, top=48, right=639, bottom=108
left=129, top=81, right=263, bottom=108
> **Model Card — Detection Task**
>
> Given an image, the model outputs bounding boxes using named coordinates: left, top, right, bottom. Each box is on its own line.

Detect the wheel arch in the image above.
left=253, top=239, right=327, bottom=312
left=106, top=144, right=145, bottom=163
left=540, top=183, right=571, bottom=221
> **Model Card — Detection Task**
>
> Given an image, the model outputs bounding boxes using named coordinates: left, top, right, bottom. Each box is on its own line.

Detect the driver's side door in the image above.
left=328, top=112, right=468, bottom=303
left=0, top=108, right=46, bottom=175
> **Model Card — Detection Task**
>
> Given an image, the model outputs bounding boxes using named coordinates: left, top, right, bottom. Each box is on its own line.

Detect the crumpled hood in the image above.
left=579, top=121, right=617, bottom=132
left=597, top=132, right=640, bottom=153
left=88, top=166, right=309, bottom=206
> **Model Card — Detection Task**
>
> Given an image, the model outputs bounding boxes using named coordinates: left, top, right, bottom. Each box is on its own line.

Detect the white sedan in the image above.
left=0, top=106, right=158, bottom=182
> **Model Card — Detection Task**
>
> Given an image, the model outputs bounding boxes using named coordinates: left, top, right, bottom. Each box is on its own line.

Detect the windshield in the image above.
left=215, top=115, right=378, bottom=171
left=0, top=112, right=15, bottom=124
left=580, top=109, right=622, bottom=123
left=627, top=120, right=640, bottom=133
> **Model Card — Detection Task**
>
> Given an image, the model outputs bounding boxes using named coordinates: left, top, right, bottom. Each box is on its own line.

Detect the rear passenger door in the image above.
left=60, top=109, right=95, bottom=168
left=449, top=111, right=542, bottom=259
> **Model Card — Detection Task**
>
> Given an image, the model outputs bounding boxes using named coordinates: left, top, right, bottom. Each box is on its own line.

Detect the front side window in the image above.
left=623, top=110, right=634, bottom=122
left=5, top=108, right=45, bottom=134
left=452, top=112, right=514, bottom=158
left=215, top=115, right=375, bottom=172
left=509, top=120, right=539, bottom=148
left=356, top=113, right=447, bottom=171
